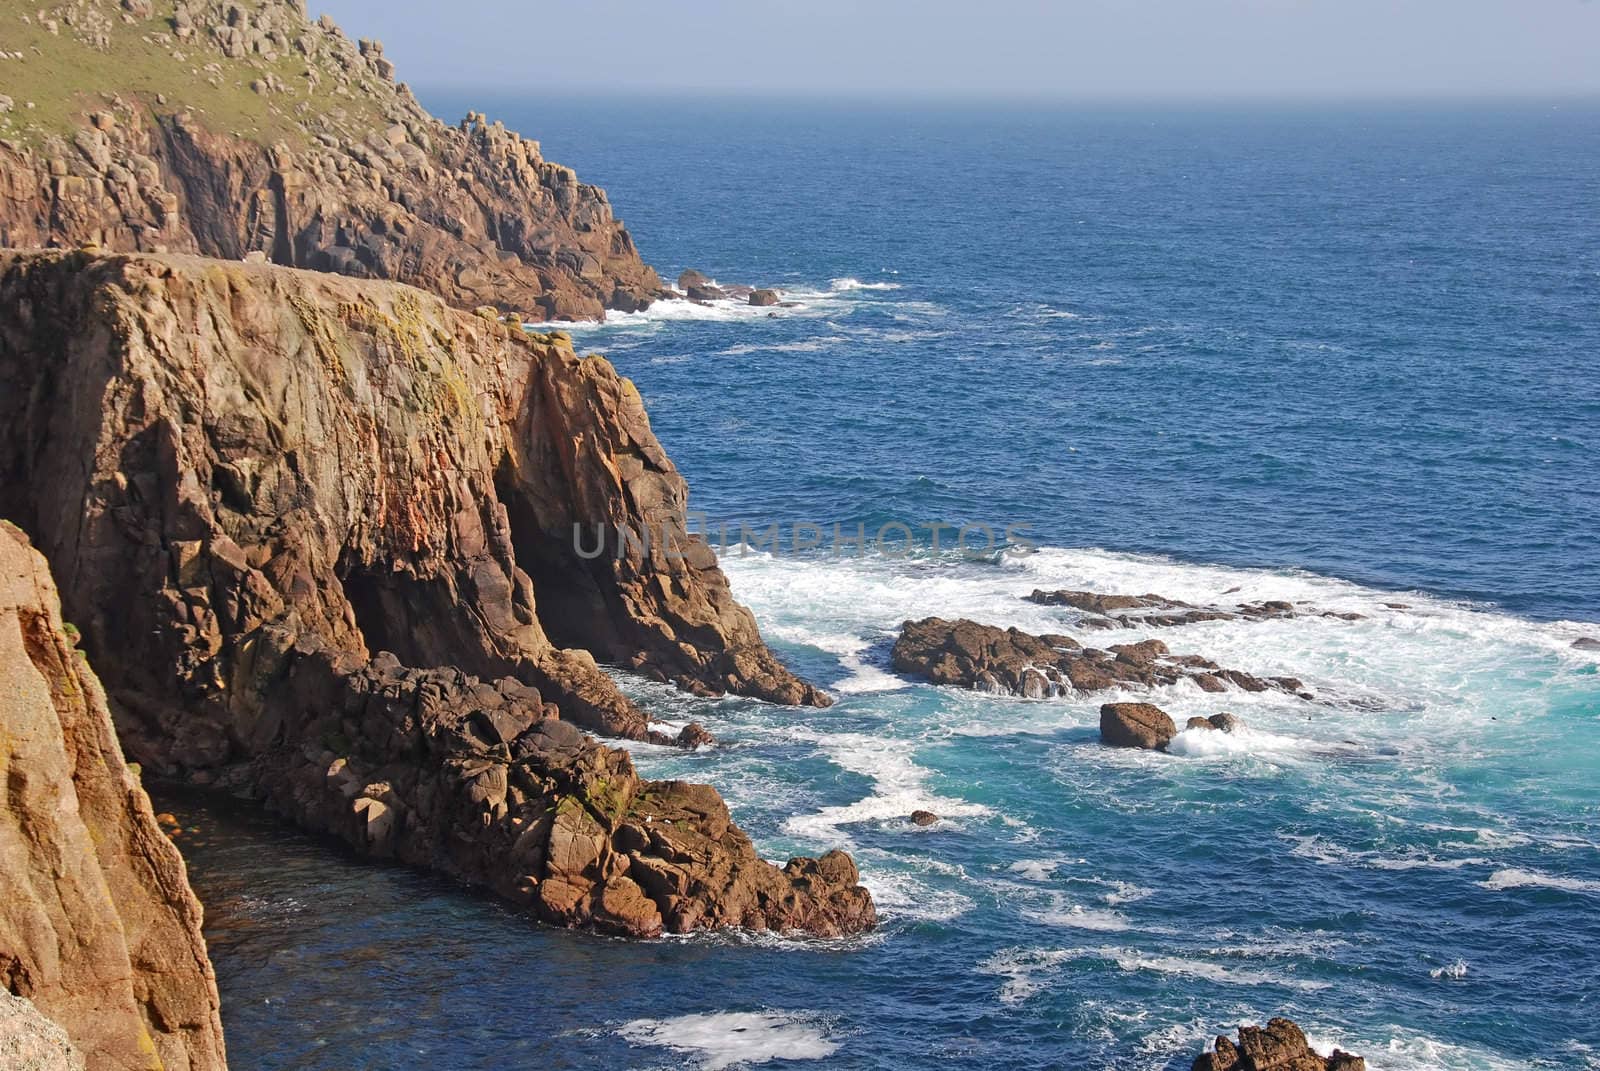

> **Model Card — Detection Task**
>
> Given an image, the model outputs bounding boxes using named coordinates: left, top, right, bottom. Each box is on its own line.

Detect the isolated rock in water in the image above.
left=908, top=810, right=939, bottom=826
left=749, top=288, right=780, bottom=306
left=0, top=1, right=662, bottom=320
left=1100, top=703, right=1178, bottom=750
left=677, top=722, right=716, bottom=748
left=1026, top=588, right=1363, bottom=629
left=1573, top=637, right=1600, bottom=651
left=1192, top=1018, right=1365, bottom=1070
left=0, top=252, right=864, bottom=939
left=1186, top=712, right=1241, bottom=733
left=891, top=618, right=1301, bottom=698
left=686, top=283, right=728, bottom=302
left=0, top=523, right=227, bottom=1070
left=677, top=268, right=712, bottom=291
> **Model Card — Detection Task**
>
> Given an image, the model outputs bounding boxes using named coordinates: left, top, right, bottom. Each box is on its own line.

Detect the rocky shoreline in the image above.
left=0, top=1, right=1378, bottom=1067
left=0, top=247, right=870, bottom=939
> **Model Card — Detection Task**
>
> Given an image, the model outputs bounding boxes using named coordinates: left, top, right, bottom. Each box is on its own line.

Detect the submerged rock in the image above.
left=0, top=523, right=227, bottom=1069
left=1191, top=1018, right=1365, bottom=1070
left=1101, top=703, right=1178, bottom=750
left=1186, top=712, right=1242, bottom=733
left=891, top=617, right=1303, bottom=698
left=1573, top=637, right=1600, bottom=651
left=1027, top=588, right=1364, bottom=630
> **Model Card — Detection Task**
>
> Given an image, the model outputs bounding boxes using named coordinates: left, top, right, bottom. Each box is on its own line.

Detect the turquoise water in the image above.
left=176, top=98, right=1600, bottom=1069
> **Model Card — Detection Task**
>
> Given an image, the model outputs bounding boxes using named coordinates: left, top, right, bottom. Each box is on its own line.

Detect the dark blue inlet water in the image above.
left=176, top=98, right=1600, bottom=1070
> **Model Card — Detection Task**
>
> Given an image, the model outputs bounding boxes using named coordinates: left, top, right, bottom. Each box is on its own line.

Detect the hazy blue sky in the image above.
left=311, top=0, right=1600, bottom=98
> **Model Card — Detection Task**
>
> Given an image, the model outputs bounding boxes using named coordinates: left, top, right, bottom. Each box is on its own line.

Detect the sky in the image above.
left=309, top=0, right=1600, bottom=99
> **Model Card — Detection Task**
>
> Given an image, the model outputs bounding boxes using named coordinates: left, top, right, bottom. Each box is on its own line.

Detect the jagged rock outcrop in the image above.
left=1, top=522, right=227, bottom=1070
left=1027, top=589, right=1364, bottom=630
left=0, top=0, right=662, bottom=319
left=891, top=617, right=1306, bottom=698
left=1192, top=1018, right=1365, bottom=1071
left=0, top=250, right=867, bottom=938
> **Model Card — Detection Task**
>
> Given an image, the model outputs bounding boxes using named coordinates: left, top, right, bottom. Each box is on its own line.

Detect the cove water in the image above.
left=166, top=98, right=1600, bottom=1069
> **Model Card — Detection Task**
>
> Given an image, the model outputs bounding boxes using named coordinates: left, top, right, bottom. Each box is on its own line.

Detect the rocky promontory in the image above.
left=0, top=0, right=662, bottom=319
left=0, top=250, right=868, bottom=938
left=892, top=617, right=1307, bottom=698
left=1, top=522, right=228, bottom=1070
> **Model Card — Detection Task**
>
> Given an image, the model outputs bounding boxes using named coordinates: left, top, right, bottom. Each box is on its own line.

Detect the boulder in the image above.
left=686, top=283, right=727, bottom=302
left=677, top=268, right=711, bottom=291
left=677, top=722, right=715, bottom=748
left=1208, top=712, right=1241, bottom=733
left=1100, top=703, right=1177, bottom=750
left=908, top=810, right=938, bottom=826
left=749, top=288, right=780, bottom=306
left=1191, top=1018, right=1364, bottom=1070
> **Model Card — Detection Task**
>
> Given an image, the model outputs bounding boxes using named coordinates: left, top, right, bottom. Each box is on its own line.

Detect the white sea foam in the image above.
left=1478, top=867, right=1600, bottom=894
left=1106, top=948, right=1331, bottom=991
left=616, top=1011, right=839, bottom=1070
left=979, top=945, right=1328, bottom=1005
left=1023, top=901, right=1134, bottom=932
left=779, top=728, right=991, bottom=847
left=715, top=337, right=846, bottom=356
left=1166, top=724, right=1312, bottom=760
left=976, top=947, right=1075, bottom=1005
left=855, top=861, right=974, bottom=923
left=1304, top=1028, right=1532, bottom=1071
left=1101, top=880, right=1154, bottom=905
left=1282, top=835, right=1491, bottom=872
left=1429, top=958, right=1469, bottom=979
left=1008, top=858, right=1067, bottom=881
left=829, top=276, right=902, bottom=291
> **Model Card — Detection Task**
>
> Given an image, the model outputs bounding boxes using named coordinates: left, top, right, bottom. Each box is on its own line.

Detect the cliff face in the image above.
left=0, top=521, right=227, bottom=1071
left=0, top=250, right=868, bottom=938
left=0, top=0, right=662, bottom=320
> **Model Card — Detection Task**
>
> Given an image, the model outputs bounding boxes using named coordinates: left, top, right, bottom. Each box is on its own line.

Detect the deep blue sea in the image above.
left=168, top=97, right=1600, bottom=1070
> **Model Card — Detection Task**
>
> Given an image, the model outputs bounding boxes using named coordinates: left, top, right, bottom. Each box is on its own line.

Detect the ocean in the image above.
left=163, top=97, right=1600, bottom=1069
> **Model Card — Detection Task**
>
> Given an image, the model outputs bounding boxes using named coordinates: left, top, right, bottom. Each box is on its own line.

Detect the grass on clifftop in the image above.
left=0, top=0, right=391, bottom=149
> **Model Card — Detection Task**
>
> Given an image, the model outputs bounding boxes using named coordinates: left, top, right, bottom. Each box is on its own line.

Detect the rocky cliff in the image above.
left=0, top=249, right=869, bottom=938
left=0, top=521, right=227, bottom=1071
left=0, top=0, right=663, bottom=319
